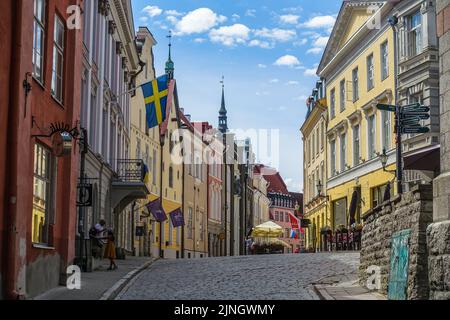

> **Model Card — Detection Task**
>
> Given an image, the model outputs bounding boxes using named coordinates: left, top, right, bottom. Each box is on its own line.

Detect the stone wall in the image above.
left=427, top=221, right=450, bottom=299
left=359, top=185, right=433, bottom=299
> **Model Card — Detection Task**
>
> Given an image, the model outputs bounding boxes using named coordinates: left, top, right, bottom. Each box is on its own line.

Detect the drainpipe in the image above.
left=159, top=134, right=165, bottom=258
left=5, top=0, right=26, bottom=300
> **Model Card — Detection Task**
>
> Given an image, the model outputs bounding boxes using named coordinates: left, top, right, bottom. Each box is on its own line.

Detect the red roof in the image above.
left=254, top=164, right=289, bottom=194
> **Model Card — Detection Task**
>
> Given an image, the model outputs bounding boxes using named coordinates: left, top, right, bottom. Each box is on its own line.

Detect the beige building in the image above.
left=129, top=27, right=159, bottom=257
left=252, top=169, right=271, bottom=227
left=181, top=119, right=209, bottom=258
left=301, top=85, right=329, bottom=251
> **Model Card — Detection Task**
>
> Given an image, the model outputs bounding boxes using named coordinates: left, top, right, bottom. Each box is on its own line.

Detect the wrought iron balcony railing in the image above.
left=115, top=159, right=145, bottom=183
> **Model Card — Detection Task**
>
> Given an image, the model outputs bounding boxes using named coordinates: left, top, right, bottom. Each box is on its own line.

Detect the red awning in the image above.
left=403, top=144, right=440, bottom=172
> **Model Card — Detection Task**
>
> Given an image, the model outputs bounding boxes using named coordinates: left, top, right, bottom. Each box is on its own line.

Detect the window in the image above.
left=199, top=214, right=204, bottom=241
left=280, top=211, right=284, bottom=222
left=381, top=41, right=389, bottom=80
left=382, top=111, right=391, bottom=150
left=275, top=211, right=279, bottom=221
left=52, top=16, right=65, bottom=103
left=187, top=208, right=193, bottom=239
left=330, top=88, right=336, bottom=119
left=33, top=0, right=46, bottom=83
left=340, top=133, right=346, bottom=172
left=340, top=79, right=345, bottom=112
left=152, top=150, right=157, bottom=185
left=136, top=138, right=141, bottom=160
left=330, top=140, right=336, bottom=176
left=332, top=197, right=347, bottom=229
left=353, top=125, right=360, bottom=166
left=368, top=115, right=376, bottom=159
left=168, top=217, right=173, bottom=245
left=371, top=183, right=392, bottom=208
left=352, top=68, right=359, bottom=102
left=32, top=143, right=55, bottom=244
left=408, top=11, right=422, bottom=57
left=367, top=54, right=374, bottom=91
left=285, top=213, right=289, bottom=222
left=320, top=121, right=324, bottom=149
left=312, top=132, right=315, bottom=157
left=169, top=167, right=174, bottom=188
left=315, top=127, right=319, bottom=156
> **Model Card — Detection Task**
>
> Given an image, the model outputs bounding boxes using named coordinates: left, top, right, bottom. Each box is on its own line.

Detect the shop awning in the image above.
left=403, top=144, right=440, bottom=172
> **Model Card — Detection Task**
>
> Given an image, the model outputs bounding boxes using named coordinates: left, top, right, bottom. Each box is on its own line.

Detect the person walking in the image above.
left=104, top=230, right=117, bottom=271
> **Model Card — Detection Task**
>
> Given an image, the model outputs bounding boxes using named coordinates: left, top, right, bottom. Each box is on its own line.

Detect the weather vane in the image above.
left=220, top=75, right=225, bottom=88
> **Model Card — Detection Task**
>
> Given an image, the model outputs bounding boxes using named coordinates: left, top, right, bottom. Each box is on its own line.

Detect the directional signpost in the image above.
left=376, top=102, right=431, bottom=195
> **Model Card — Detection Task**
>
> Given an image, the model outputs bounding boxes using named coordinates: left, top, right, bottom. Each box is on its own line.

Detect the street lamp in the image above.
left=379, top=148, right=396, bottom=174
left=316, top=180, right=323, bottom=196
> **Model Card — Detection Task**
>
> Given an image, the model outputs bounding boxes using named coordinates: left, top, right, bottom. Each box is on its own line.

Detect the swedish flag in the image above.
left=141, top=74, right=169, bottom=128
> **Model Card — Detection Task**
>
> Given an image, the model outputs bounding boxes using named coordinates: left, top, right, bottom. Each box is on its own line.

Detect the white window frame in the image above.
left=408, top=11, right=422, bottom=57
left=352, top=68, right=359, bottom=102
left=381, top=41, right=389, bottom=80
left=33, top=0, right=46, bottom=84
left=51, top=15, right=65, bottom=103
left=367, top=54, right=374, bottom=91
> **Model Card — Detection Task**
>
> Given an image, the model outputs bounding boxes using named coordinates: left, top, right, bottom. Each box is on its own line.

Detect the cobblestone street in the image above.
left=117, top=253, right=360, bottom=300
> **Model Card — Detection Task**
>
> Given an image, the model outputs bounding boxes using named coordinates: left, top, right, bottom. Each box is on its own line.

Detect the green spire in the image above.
left=165, top=30, right=174, bottom=79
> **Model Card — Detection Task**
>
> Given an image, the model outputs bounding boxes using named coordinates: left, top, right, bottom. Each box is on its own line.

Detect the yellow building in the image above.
left=317, top=1, right=397, bottom=231
left=130, top=27, right=159, bottom=257
left=300, top=86, right=329, bottom=252
left=181, top=119, right=209, bottom=258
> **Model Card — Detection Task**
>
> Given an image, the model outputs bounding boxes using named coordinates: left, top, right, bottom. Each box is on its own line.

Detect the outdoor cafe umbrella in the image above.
left=251, top=221, right=283, bottom=238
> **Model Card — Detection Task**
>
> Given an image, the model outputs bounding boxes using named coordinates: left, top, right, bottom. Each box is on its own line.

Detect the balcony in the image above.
left=111, top=159, right=149, bottom=211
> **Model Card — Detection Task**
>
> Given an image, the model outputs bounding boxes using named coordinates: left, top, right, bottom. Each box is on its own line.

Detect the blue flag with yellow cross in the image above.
left=141, top=74, right=169, bottom=129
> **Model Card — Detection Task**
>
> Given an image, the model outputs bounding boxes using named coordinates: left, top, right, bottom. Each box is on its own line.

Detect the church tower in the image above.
left=218, top=76, right=228, bottom=134
left=165, top=31, right=174, bottom=80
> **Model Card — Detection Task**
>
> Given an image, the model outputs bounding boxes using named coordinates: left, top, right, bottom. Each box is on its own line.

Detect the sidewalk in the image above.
left=34, top=256, right=157, bottom=300
left=313, top=274, right=387, bottom=300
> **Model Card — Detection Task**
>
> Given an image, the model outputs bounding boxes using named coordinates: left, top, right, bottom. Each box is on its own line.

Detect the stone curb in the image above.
left=312, top=284, right=335, bottom=300
left=99, top=258, right=158, bottom=300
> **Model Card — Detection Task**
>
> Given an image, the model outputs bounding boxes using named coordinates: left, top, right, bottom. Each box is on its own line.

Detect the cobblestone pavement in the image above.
left=117, top=252, right=360, bottom=300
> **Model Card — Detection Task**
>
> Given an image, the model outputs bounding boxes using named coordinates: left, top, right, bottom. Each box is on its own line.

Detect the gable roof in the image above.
left=317, top=0, right=388, bottom=76
left=254, top=164, right=289, bottom=194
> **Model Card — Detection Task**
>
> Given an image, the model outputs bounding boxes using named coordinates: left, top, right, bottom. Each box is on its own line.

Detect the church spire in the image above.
left=165, top=30, right=174, bottom=79
left=218, top=76, right=228, bottom=134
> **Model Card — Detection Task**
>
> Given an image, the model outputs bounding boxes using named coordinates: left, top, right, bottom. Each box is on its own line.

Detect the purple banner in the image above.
left=146, top=200, right=167, bottom=222
left=169, top=208, right=185, bottom=228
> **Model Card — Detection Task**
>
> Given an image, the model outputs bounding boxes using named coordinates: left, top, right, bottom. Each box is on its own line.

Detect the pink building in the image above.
left=255, top=165, right=304, bottom=253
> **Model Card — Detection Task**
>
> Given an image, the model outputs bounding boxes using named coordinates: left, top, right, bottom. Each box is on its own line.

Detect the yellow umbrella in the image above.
left=251, top=221, right=283, bottom=238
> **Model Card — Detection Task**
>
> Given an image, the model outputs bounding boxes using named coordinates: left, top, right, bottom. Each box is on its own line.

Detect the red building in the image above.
left=0, top=0, right=83, bottom=299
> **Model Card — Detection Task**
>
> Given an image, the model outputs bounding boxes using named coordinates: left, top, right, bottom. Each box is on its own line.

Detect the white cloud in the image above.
left=174, top=8, right=227, bottom=35
left=307, top=47, right=323, bottom=54
left=166, top=16, right=178, bottom=25
left=301, top=15, right=336, bottom=29
left=294, top=95, right=308, bottom=101
left=232, top=14, right=240, bottom=21
left=269, top=78, right=279, bottom=83
left=256, top=91, right=270, bottom=96
left=280, top=14, right=300, bottom=24
left=279, top=106, right=287, bottom=111
left=293, top=38, right=308, bottom=46
left=253, top=28, right=297, bottom=42
left=313, top=36, right=329, bottom=47
left=142, top=5, right=163, bottom=18
left=165, top=10, right=184, bottom=16
left=257, top=64, right=267, bottom=68
left=245, top=9, right=256, bottom=17
left=194, top=38, right=206, bottom=43
left=209, top=24, right=251, bottom=46
left=304, top=67, right=318, bottom=76
left=248, top=39, right=273, bottom=49
left=274, top=55, right=300, bottom=67
left=286, top=81, right=300, bottom=86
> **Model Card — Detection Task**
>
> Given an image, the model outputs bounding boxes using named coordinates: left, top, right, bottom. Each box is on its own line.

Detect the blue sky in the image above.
left=131, top=0, right=341, bottom=192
